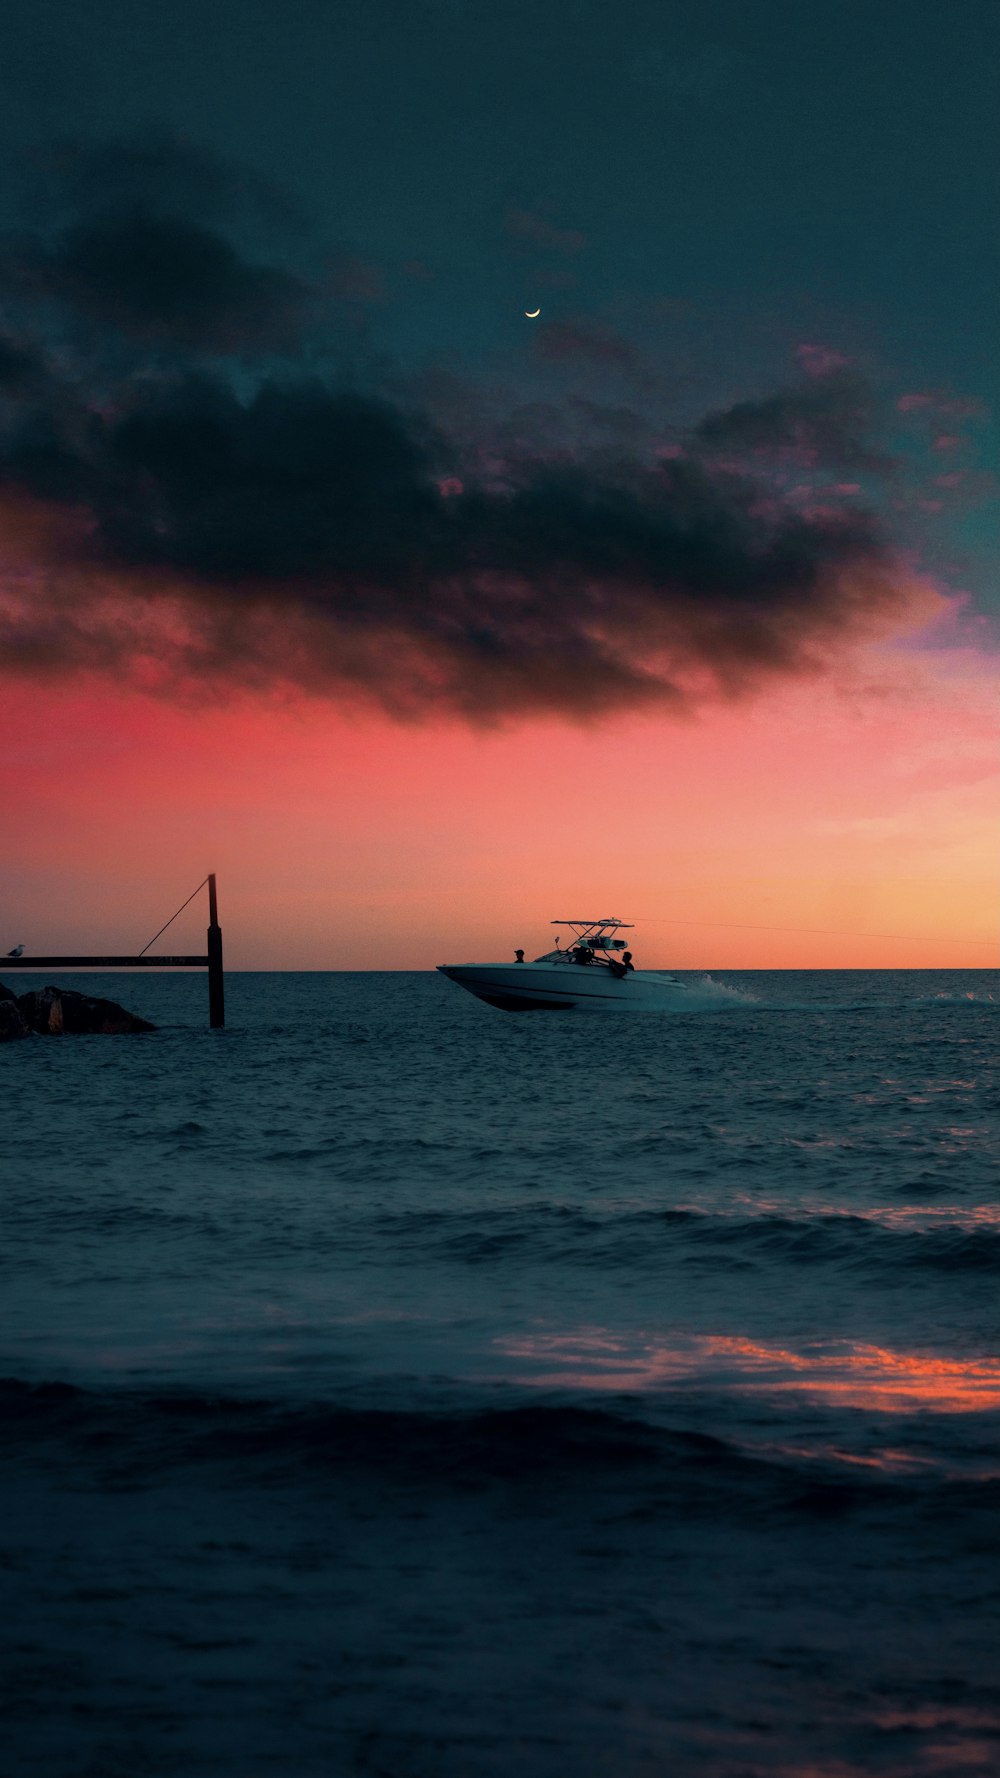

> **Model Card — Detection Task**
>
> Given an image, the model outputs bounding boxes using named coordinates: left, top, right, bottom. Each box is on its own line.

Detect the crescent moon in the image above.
left=525, top=308, right=541, bottom=318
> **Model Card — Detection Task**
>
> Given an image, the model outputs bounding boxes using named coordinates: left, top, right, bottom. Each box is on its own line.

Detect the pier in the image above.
left=3, top=874, right=225, bottom=1028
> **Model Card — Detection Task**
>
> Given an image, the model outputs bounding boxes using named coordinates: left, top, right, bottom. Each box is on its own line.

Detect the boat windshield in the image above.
left=540, top=918, right=634, bottom=965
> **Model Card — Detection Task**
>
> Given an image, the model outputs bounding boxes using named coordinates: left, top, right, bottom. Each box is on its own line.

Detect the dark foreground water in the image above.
left=2, top=968, right=998, bottom=1777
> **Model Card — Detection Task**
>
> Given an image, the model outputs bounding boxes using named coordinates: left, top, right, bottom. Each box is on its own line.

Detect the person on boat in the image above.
left=573, top=944, right=594, bottom=965
left=622, top=950, right=635, bottom=972
left=514, top=949, right=525, bottom=963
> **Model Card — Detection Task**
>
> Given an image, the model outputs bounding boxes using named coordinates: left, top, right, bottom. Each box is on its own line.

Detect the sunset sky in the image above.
left=1, top=0, right=996, bottom=968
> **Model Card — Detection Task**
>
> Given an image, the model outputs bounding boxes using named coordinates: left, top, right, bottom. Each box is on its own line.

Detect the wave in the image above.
left=3, top=1377, right=994, bottom=1520
left=350, top=1202, right=1000, bottom=1278
left=911, top=995, right=996, bottom=1009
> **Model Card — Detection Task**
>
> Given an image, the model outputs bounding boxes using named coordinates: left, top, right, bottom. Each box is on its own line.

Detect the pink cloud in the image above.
left=536, top=266, right=579, bottom=290
left=939, top=396, right=988, bottom=420
left=437, top=476, right=463, bottom=498
left=761, top=444, right=819, bottom=469
left=934, top=434, right=961, bottom=451
left=534, top=318, right=638, bottom=369
left=898, top=391, right=988, bottom=420
left=505, top=207, right=586, bottom=254
left=330, top=255, right=386, bottom=305
left=795, top=343, right=852, bottom=378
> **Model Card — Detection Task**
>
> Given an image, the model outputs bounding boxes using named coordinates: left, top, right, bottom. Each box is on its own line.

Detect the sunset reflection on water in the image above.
left=671, top=1196, right=1000, bottom=1231
left=495, top=1329, right=1000, bottom=1412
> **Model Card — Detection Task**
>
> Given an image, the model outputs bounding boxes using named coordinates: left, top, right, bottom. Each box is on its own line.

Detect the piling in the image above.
left=207, top=873, right=225, bottom=1029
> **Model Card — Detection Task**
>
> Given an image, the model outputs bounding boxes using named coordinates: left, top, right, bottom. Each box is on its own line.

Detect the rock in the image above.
left=16, top=985, right=156, bottom=1036
left=0, top=998, right=31, bottom=1041
left=0, top=979, right=18, bottom=1002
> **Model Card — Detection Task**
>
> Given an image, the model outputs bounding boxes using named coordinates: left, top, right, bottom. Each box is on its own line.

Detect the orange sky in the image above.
left=2, top=623, right=996, bottom=970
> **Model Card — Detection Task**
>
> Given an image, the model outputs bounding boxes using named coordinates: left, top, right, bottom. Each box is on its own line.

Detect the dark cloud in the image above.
left=696, top=372, right=891, bottom=477
left=0, top=331, right=48, bottom=394
left=4, top=209, right=312, bottom=353
left=20, top=133, right=306, bottom=237
left=0, top=361, right=908, bottom=720
left=0, top=139, right=916, bottom=723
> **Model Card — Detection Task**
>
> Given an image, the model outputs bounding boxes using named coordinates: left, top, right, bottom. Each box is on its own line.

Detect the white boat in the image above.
left=437, top=919, right=692, bottom=1012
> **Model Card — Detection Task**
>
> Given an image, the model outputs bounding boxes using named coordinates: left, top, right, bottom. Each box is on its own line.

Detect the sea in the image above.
left=2, top=967, right=997, bottom=1777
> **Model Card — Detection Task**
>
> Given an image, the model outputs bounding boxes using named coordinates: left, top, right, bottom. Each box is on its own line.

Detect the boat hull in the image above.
left=436, top=963, right=691, bottom=1012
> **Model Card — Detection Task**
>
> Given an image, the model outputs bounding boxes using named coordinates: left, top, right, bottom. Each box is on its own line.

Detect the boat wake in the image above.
left=668, top=973, right=759, bottom=1011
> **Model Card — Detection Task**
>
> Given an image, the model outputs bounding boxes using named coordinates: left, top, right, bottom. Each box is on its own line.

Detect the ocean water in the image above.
left=2, top=967, right=997, bottom=1777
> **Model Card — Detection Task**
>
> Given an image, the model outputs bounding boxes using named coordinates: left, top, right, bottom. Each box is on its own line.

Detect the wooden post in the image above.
left=207, top=872, right=225, bottom=1029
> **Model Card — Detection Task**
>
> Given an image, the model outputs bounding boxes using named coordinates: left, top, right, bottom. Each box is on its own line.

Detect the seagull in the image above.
left=6, top=944, right=24, bottom=957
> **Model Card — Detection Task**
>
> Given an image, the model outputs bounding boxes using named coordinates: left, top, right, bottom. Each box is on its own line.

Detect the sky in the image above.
left=0, top=0, right=996, bottom=968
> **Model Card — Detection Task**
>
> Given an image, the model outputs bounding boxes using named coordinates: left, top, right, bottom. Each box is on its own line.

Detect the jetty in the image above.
left=3, top=874, right=225, bottom=1029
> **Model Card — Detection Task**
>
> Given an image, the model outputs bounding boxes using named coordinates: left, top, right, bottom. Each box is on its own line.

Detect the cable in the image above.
left=634, top=917, right=998, bottom=949
left=138, top=878, right=209, bottom=957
